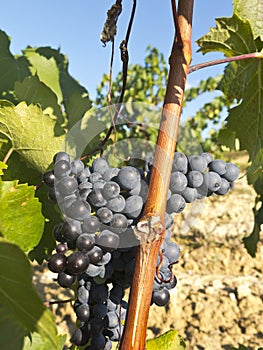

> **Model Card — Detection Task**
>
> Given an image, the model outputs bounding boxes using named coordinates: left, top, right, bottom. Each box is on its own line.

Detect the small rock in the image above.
left=237, top=284, right=252, bottom=299
left=229, top=292, right=236, bottom=301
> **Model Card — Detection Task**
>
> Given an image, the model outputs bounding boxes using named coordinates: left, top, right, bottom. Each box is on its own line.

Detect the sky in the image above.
left=1, top=1, right=233, bottom=105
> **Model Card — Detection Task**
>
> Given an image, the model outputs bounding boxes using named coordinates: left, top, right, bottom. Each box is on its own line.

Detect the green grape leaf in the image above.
left=0, top=30, right=31, bottom=100
left=0, top=303, right=25, bottom=350
left=146, top=330, right=186, bottom=350
left=63, top=91, right=92, bottom=129
left=0, top=102, right=65, bottom=172
left=0, top=139, right=42, bottom=185
left=196, top=14, right=256, bottom=56
left=0, top=242, right=62, bottom=348
left=23, top=49, right=63, bottom=104
left=0, top=180, right=44, bottom=252
left=197, top=14, right=263, bottom=175
left=234, top=0, right=263, bottom=40
left=222, top=58, right=263, bottom=170
left=23, top=310, right=66, bottom=350
left=28, top=184, right=61, bottom=264
left=0, top=242, right=44, bottom=330
left=28, top=46, right=92, bottom=128
left=23, top=330, right=66, bottom=350
left=243, top=202, right=263, bottom=257
left=14, top=75, right=64, bottom=127
left=218, top=128, right=237, bottom=150
left=0, top=161, right=7, bottom=175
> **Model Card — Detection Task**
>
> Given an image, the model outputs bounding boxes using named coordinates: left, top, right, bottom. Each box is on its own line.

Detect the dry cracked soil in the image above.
left=33, top=153, right=263, bottom=350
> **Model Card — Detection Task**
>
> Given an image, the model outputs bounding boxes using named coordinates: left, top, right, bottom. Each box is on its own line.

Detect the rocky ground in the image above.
left=33, top=154, right=263, bottom=350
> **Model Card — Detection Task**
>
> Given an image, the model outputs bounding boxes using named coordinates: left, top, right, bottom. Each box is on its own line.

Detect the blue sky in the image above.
left=1, top=1, right=233, bottom=104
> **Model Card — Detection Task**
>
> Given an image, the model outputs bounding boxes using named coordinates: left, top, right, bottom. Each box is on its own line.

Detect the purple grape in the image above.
left=64, top=199, right=91, bottom=221
left=152, top=288, right=170, bottom=306
left=92, top=158, right=110, bottom=175
left=209, top=159, right=227, bottom=175
left=67, top=252, right=90, bottom=274
left=48, top=253, right=67, bottom=273
left=188, top=155, right=207, bottom=172
left=43, top=170, right=55, bottom=187
left=96, top=230, right=120, bottom=252
left=57, top=271, right=76, bottom=288
left=172, top=152, right=188, bottom=173
left=169, top=172, right=188, bottom=193
left=116, top=166, right=141, bottom=190
left=76, top=233, right=95, bottom=251
left=222, top=163, right=240, bottom=181
left=54, top=160, right=71, bottom=178
left=75, top=303, right=90, bottom=322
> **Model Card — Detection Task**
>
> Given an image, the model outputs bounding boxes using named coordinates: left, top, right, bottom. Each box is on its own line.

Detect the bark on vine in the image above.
left=119, top=1, right=194, bottom=349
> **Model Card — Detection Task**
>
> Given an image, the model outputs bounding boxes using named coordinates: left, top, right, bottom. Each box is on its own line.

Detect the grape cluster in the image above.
left=166, top=152, right=240, bottom=213
left=43, top=150, right=239, bottom=349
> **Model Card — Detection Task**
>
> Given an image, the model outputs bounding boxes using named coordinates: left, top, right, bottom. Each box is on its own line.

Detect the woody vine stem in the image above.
left=119, top=1, right=194, bottom=349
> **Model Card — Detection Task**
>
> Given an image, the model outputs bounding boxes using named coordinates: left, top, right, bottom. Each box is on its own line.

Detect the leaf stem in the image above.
left=3, top=147, right=13, bottom=163
left=189, top=51, right=263, bottom=74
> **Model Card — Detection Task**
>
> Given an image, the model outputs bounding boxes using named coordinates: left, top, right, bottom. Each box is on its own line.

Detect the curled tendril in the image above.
left=155, top=249, right=179, bottom=284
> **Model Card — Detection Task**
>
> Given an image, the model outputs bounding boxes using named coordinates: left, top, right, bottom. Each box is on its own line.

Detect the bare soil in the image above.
left=33, top=154, right=263, bottom=350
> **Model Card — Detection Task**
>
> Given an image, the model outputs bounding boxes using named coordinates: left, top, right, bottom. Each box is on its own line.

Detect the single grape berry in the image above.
left=152, top=288, right=170, bottom=306
left=188, top=155, right=207, bottom=173
left=209, top=159, right=227, bottom=175
left=55, top=176, right=78, bottom=196
left=166, top=194, right=186, bottom=214
left=70, top=326, right=90, bottom=346
left=106, top=195, right=126, bottom=213
left=82, top=216, right=101, bottom=233
left=169, top=172, right=188, bottom=193
left=222, top=163, right=240, bottom=182
left=87, top=190, right=107, bottom=208
left=97, top=207, right=114, bottom=224
left=64, top=199, right=91, bottom=221
left=71, top=159, right=84, bottom=175
left=53, top=152, right=71, bottom=164
left=75, top=303, right=90, bottom=322
left=54, top=159, right=71, bottom=178
left=106, top=311, right=119, bottom=329
left=201, top=152, right=213, bottom=164
left=116, top=166, right=141, bottom=190
left=57, top=271, right=76, bottom=288
left=172, top=152, right=188, bottom=173
left=93, top=304, right=108, bottom=319
left=90, top=333, right=106, bottom=350
left=215, top=178, right=230, bottom=195
left=110, top=213, right=128, bottom=233
left=96, top=230, right=120, bottom=252
left=203, top=171, right=222, bottom=192
left=43, top=170, right=55, bottom=187
left=67, top=252, right=90, bottom=274
left=56, top=243, right=68, bottom=254
left=123, top=195, right=143, bottom=219
left=101, top=181, right=120, bottom=200
left=88, top=246, right=104, bottom=264
left=76, top=233, right=95, bottom=251
left=61, top=220, right=81, bottom=243
left=181, top=187, right=197, bottom=203
left=48, top=253, right=67, bottom=273
left=187, top=170, right=203, bottom=188
left=164, top=241, right=180, bottom=263
left=92, top=157, right=110, bottom=175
